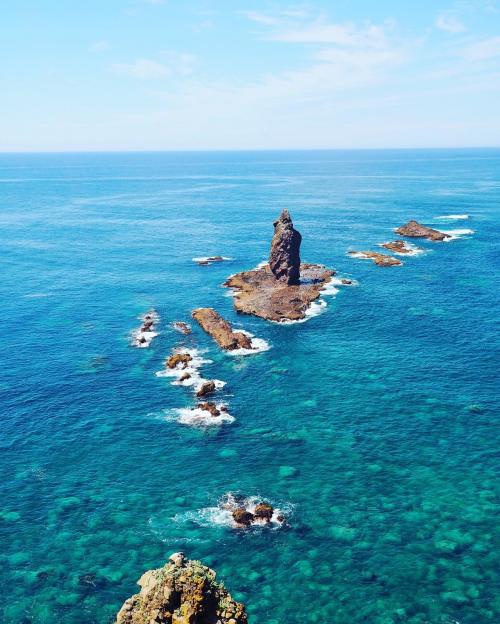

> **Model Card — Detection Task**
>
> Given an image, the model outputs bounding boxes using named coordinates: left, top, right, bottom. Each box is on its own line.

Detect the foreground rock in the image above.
left=395, top=220, right=449, bottom=241
left=192, top=308, right=254, bottom=351
left=381, top=240, right=422, bottom=254
left=269, top=209, right=302, bottom=285
left=348, top=251, right=403, bottom=267
left=220, top=493, right=286, bottom=528
left=196, top=401, right=227, bottom=417
left=225, top=210, right=334, bottom=322
left=115, top=553, right=247, bottom=624
left=166, top=353, right=192, bottom=369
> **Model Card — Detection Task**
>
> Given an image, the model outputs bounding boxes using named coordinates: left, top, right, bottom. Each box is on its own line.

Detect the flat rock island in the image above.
left=395, top=220, right=450, bottom=241
left=225, top=209, right=334, bottom=322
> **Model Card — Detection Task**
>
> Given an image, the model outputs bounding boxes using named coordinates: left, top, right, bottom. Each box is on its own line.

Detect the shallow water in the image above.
left=0, top=149, right=499, bottom=624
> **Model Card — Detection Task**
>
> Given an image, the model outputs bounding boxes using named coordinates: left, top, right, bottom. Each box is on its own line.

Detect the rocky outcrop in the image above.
left=254, top=502, right=274, bottom=521
left=192, top=308, right=253, bottom=351
left=196, top=380, right=216, bottom=397
left=269, top=209, right=302, bottom=285
left=381, top=240, right=421, bottom=254
left=196, top=402, right=226, bottom=417
left=232, top=509, right=254, bottom=526
left=172, top=322, right=192, bottom=335
left=166, top=353, right=192, bottom=369
left=115, top=553, right=247, bottom=624
left=395, top=220, right=449, bottom=241
left=348, top=251, right=403, bottom=267
left=225, top=263, right=334, bottom=322
left=131, top=310, right=159, bottom=348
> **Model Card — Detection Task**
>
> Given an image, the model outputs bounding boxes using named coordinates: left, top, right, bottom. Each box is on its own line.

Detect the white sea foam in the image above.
left=435, top=214, right=469, bottom=220
left=226, top=330, right=271, bottom=356
left=170, top=404, right=234, bottom=428
left=440, top=228, right=475, bottom=241
left=192, top=256, right=233, bottom=263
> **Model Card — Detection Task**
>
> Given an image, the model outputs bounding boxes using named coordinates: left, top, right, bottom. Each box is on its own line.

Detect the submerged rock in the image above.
left=192, top=308, right=253, bottom=351
left=395, top=220, right=449, bottom=241
left=115, top=554, right=247, bottom=624
left=348, top=251, right=403, bottom=267
left=269, top=209, right=302, bottom=285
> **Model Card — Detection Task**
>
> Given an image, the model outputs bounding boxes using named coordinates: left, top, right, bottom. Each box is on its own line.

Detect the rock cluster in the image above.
left=195, top=256, right=226, bottom=266
left=269, top=209, right=302, bottom=285
left=395, top=220, right=449, bottom=241
left=131, top=310, right=159, bottom=348
left=192, top=308, right=254, bottom=351
left=115, top=554, right=247, bottom=624
left=172, top=321, right=192, bottom=335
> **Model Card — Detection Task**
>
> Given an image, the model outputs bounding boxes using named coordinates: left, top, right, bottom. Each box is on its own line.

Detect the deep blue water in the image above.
left=0, top=149, right=499, bottom=624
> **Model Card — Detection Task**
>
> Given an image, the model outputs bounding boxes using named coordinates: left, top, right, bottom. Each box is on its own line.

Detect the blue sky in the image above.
left=1, top=0, right=500, bottom=150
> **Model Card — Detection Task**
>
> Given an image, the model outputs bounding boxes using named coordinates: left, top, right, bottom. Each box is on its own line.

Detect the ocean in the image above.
left=0, top=149, right=498, bottom=623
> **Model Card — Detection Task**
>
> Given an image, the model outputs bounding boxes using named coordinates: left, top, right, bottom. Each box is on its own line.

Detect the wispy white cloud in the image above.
left=460, top=36, right=500, bottom=60
left=90, top=40, right=111, bottom=52
left=269, top=20, right=391, bottom=47
left=436, top=14, right=466, bottom=33
left=112, top=58, right=170, bottom=79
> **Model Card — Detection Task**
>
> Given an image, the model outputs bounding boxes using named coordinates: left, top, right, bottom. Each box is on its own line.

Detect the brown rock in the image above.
left=172, top=321, right=192, bottom=335
left=207, top=256, right=224, bottom=262
left=254, top=503, right=274, bottom=521
left=179, top=372, right=191, bottom=382
left=225, top=263, right=334, bottom=322
left=196, top=381, right=216, bottom=397
left=341, top=279, right=353, bottom=285
left=381, top=240, right=421, bottom=254
left=166, top=353, right=193, bottom=369
left=192, top=308, right=253, bottom=351
left=348, top=251, right=403, bottom=267
left=395, top=220, right=449, bottom=241
left=115, top=555, right=247, bottom=624
left=197, top=402, right=220, bottom=417
left=232, top=508, right=255, bottom=526
left=269, top=209, right=302, bottom=285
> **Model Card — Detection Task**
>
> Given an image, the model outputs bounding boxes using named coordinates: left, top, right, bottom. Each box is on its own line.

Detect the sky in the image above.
left=1, top=0, right=500, bottom=151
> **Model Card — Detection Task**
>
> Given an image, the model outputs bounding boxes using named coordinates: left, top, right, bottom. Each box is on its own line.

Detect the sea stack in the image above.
left=115, top=554, right=247, bottom=624
left=224, top=211, right=334, bottom=322
left=269, top=209, right=302, bottom=285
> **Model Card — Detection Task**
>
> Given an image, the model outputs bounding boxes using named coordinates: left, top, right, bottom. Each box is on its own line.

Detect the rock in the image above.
left=196, top=381, right=216, bottom=397
left=254, top=503, right=274, bottom=521
left=172, top=322, right=192, bottom=335
left=395, top=220, right=449, bottom=241
left=179, top=372, right=191, bottom=382
left=225, top=263, right=334, bottom=322
left=115, top=555, right=247, bottom=624
left=232, top=508, right=255, bottom=526
left=192, top=308, right=253, bottom=351
left=348, top=251, right=403, bottom=267
left=196, top=402, right=220, bottom=417
left=381, top=240, right=420, bottom=254
left=197, top=260, right=210, bottom=265
left=207, top=256, right=224, bottom=262
left=168, top=552, right=186, bottom=567
left=341, top=279, right=353, bottom=285
left=131, top=310, right=159, bottom=348
left=269, top=209, right=302, bottom=285
left=166, top=353, right=193, bottom=369
left=224, top=212, right=334, bottom=321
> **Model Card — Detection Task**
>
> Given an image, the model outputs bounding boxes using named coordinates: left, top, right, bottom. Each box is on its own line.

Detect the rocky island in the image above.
left=348, top=251, right=403, bottom=267
left=224, top=209, right=334, bottom=322
left=395, top=220, right=450, bottom=241
left=131, top=310, right=159, bottom=348
left=116, top=552, right=247, bottom=624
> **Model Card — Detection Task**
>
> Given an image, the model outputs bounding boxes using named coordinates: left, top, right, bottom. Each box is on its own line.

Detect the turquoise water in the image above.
left=0, top=149, right=499, bottom=624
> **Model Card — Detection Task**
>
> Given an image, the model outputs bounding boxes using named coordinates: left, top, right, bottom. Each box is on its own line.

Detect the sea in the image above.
left=0, top=149, right=498, bottom=624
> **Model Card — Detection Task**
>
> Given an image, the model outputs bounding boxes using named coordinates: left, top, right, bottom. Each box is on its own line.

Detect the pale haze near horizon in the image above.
left=1, top=0, right=500, bottom=152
